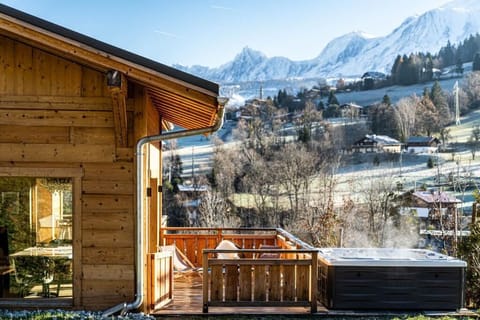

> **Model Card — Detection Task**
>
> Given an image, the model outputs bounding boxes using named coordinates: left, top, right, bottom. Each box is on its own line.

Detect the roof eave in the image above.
left=0, top=4, right=219, bottom=98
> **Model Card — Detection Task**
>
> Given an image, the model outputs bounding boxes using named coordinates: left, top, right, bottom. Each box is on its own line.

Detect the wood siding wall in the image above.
left=0, top=34, right=159, bottom=310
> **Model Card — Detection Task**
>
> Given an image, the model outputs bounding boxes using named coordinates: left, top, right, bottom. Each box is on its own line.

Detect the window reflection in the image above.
left=0, top=177, right=72, bottom=299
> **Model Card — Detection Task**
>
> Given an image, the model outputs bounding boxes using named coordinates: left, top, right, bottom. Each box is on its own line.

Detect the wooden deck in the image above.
left=151, top=271, right=478, bottom=318
left=152, top=270, right=323, bottom=315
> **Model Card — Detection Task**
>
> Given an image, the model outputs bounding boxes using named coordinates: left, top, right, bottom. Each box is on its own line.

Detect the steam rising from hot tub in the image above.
left=341, top=206, right=420, bottom=249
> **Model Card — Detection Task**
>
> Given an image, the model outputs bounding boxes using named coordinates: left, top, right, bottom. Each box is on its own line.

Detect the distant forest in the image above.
left=390, top=33, right=480, bottom=86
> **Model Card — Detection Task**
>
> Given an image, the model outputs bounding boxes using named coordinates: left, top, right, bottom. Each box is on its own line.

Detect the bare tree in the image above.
left=439, top=127, right=451, bottom=151
left=275, top=144, right=317, bottom=226
left=464, top=71, right=480, bottom=109
left=395, top=95, right=419, bottom=142
left=198, top=187, right=236, bottom=227
left=295, top=100, right=322, bottom=144
left=296, top=156, right=341, bottom=247
left=416, top=94, right=440, bottom=136
left=469, top=125, right=480, bottom=160
left=360, top=173, right=399, bottom=246
left=243, top=152, right=281, bottom=226
left=211, top=140, right=238, bottom=199
left=343, top=169, right=418, bottom=248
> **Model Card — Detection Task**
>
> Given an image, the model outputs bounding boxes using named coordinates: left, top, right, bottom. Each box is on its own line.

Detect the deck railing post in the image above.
left=310, top=250, right=318, bottom=313
left=202, top=250, right=209, bottom=313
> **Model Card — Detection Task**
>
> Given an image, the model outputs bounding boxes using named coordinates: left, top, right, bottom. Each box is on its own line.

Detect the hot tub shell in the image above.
left=317, top=248, right=466, bottom=311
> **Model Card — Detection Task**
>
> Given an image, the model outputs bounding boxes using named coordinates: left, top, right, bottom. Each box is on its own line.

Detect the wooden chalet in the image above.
left=0, top=4, right=226, bottom=313
left=398, top=190, right=461, bottom=224
left=352, top=134, right=401, bottom=153
left=406, top=136, right=441, bottom=154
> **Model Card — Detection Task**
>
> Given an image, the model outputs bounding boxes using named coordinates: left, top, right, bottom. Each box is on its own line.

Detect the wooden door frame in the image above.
left=0, top=166, right=83, bottom=308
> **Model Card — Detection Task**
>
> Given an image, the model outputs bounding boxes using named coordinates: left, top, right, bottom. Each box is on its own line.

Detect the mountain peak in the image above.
left=441, top=0, right=480, bottom=11
left=236, top=46, right=267, bottom=60
left=178, top=1, right=480, bottom=84
left=348, top=30, right=376, bottom=39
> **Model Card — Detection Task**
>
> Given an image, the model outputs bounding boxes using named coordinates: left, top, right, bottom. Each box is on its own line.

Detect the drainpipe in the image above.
left=102, top=97, right=227, bottom=317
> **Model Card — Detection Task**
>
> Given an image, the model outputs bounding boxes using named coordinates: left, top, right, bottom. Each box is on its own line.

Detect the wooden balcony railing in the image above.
left=156, top=227, right=318, bottom=313
left=202, top=248, right=318, bottom=313
left=160, top=227, right=314, bottom=267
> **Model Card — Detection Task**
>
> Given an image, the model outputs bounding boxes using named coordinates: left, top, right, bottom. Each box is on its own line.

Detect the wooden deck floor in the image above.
left=152, top=270, right=322, bottom=316
left=151, top=271, right=478, bottom=318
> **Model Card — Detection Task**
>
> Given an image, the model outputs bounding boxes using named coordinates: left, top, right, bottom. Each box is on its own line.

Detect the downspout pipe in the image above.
left=102, top=98, right=226, bottom=317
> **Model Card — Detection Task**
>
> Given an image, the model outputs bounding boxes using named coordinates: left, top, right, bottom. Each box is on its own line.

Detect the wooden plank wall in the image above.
left=0, top=34, right=141, bottom=309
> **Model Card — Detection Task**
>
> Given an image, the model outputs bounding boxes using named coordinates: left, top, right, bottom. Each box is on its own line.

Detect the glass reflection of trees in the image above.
left=0, top=177, right=73, bottom=298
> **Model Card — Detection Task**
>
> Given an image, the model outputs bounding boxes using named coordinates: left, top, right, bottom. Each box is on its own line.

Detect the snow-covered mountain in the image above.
left=176, top=0, right=480, bottom=85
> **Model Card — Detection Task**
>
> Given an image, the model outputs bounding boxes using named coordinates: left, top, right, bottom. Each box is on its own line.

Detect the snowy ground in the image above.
left=336, top=77, right=461, bottom=106
left=167, top=78, right=480, bottom=213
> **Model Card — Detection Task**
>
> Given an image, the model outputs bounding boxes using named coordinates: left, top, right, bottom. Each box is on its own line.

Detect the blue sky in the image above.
left=1, top=0, right=451, bottom=68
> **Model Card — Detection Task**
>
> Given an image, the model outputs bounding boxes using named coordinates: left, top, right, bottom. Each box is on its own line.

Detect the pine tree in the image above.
left=473, top=53, right=480, bottom=71
left=430, top=81, right=450, bottom=126
left=424, top=53, right=434, bottom=81
left=382, top=94, right=391, bottom=106
left=455, top=57, right=464, bottom=74
left=391, top=55, right=403, bottom=84
left=327, top=90, right=339, bottom=106
left=439, top=41, right=456, bottom=67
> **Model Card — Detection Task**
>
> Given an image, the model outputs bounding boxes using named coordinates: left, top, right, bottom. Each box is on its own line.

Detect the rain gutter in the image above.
left=102, top=97, right=227, bottom=316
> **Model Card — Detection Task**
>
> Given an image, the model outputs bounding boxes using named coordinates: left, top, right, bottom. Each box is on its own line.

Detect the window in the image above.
left=0, top=177, right=73, bottom=299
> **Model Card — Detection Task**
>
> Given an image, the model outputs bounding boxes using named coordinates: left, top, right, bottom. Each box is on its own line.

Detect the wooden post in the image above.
left=310, top=250, right=318, bottom=313
left=202, top=250, right=209, bottom=313
left=473, top=203, right=477, bottom=224
left=148, top=178, right=158, bottom=254
left=107, top=72, right=128, bottom=148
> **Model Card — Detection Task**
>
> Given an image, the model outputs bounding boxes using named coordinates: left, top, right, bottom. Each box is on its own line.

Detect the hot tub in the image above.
left=317, top=248, right=466, bottom=311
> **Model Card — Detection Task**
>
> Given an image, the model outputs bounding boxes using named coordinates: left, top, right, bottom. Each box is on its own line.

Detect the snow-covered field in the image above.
left=168, top=78, right=480, bottom=212
left=336, top=77, right=461, bottom=106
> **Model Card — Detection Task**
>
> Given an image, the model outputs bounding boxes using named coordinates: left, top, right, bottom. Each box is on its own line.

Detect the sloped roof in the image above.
left=407, top=136, right=436, bottom=144
left=340, top=102, right=363, bottom=109
left=366, top=134, right=401, bottom=146
left=412, top=191, right=461, bottom=204
left=0, top=4, right=221, bottom=130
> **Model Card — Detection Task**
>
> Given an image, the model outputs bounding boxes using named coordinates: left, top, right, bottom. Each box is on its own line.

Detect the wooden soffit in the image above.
left=147, top=88, right=218, bottom=130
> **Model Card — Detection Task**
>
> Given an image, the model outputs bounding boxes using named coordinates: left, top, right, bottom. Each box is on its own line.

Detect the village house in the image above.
left=352, top=134, right=402, bottom=153
left=399, top=190, right=461, bottom=221
left=339, top=102, right=364, bottom=120
left=398, top=190, right=463, bottom=252
left=406, top=136, right=441, bottom=153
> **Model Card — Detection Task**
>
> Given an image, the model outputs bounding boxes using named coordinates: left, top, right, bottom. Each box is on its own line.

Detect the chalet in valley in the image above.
left=352, top=134, right=402, bottom=153
left=406, top=136, right=441, bottom=153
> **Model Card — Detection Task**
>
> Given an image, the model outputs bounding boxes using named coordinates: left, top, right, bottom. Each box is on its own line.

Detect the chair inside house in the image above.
left=53, top=258, right=72, bottom=296
left=56, top=218, right=72, bottom=242
left=11, top=255, right=55, bottom=298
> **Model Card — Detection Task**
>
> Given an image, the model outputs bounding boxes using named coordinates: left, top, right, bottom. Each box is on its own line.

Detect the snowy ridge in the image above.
left=177, top=0, right=480, bottom=83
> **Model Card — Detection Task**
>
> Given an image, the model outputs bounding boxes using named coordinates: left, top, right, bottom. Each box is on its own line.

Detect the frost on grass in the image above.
left=0, top=310, right=155, bottom=320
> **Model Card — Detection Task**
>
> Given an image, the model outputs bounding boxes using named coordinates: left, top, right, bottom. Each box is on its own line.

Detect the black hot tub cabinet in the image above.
left=317, top=248, right=467, bottom=311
